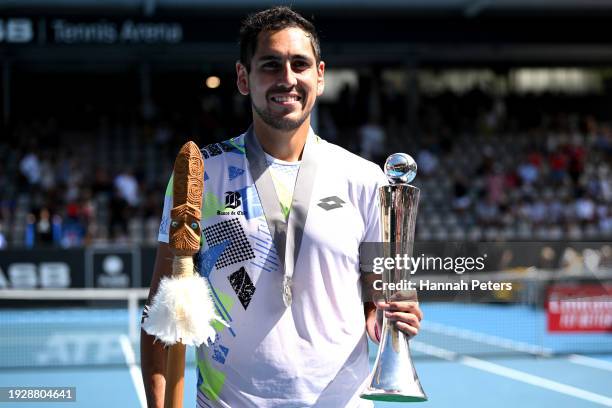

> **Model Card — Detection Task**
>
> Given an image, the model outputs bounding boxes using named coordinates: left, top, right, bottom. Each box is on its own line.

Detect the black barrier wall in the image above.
left=0, top=242, right=609, bottom=289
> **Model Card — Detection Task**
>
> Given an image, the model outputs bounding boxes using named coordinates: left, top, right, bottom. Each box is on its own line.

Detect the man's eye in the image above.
left=262, top=62, right=280, bottom=70
left=293, top=61, right=309, bottom=69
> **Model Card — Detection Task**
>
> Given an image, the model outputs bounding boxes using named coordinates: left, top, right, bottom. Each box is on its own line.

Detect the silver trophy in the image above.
left=361, top=153, right=427, bottom=402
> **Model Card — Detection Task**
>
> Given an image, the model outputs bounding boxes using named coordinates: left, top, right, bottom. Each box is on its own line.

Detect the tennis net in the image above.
left=0, top=269, right=610, bottom=369
left=0, top=289, right=151, bottom=368
left=411, top=268, right=612, bottom=360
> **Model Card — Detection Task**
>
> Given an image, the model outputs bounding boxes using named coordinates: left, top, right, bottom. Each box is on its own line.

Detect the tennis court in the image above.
left=1, top=280, right=611, bottom=408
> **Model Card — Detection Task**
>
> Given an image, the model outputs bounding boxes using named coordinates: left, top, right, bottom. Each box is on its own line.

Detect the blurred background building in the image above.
left=1, top=0, right=612, bottom=249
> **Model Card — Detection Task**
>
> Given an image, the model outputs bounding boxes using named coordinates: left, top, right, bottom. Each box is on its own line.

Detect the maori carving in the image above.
left=170, top=142, right=204, bottom=256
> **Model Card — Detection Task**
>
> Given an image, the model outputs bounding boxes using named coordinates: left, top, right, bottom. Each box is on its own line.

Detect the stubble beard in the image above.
left=252, top=97, right=311, bottom=131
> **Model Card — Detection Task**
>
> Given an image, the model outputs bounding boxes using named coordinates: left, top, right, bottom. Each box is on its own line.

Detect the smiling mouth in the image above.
left=270, top=95, right=302, bottom=103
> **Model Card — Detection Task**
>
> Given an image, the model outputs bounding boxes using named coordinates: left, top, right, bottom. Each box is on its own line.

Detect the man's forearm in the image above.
left=141, top=242, right=174, bottom=408
left=141, top=329, right=167, bottom=408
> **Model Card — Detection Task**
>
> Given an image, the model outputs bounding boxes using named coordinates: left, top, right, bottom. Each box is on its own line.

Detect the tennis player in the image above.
left=141, top=6, right=423, bottom=407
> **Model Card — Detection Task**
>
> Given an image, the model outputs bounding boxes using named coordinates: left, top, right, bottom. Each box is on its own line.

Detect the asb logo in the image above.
left=225, top=191, right=242, bottom=209
left=0, top=19, right=34, bottom=43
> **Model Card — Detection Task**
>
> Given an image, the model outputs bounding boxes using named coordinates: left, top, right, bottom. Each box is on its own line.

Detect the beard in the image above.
left=251, top=96, right=311, bottom=131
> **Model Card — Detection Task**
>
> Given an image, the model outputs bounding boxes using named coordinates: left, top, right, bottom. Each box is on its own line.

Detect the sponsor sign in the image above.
left=547, top=284, right=612, bottom=332
left=0, top=249, right=83, bottom=288
left=86, top=247, right=140, bottom=288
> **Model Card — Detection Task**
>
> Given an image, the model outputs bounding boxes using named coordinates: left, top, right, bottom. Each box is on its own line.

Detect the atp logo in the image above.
left=225, top=191, right=242, bottom=209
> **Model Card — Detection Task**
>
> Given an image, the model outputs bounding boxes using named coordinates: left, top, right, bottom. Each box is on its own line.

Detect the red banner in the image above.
left=547, top=284, right=612, bottom=332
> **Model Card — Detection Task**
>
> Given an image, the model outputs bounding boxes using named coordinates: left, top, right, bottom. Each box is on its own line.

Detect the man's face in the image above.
left=237, top=27, right=325, bottom=131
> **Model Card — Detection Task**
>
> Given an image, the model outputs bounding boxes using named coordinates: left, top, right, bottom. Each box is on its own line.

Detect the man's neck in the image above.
left=252, top=118, right=310, bottom=162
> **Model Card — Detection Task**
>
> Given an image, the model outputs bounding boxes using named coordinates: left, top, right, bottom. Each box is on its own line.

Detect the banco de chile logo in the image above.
left=218, top=191, right=244, bottom=215
left=225, top=191, right=241, bottom=209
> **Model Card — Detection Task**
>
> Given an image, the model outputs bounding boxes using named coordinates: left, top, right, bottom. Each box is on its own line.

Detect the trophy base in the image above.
left=360, top=391, right=427, bottom=403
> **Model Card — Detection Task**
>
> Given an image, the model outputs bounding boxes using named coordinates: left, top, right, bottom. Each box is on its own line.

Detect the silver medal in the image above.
left=282, top=276, right=292, bottom=307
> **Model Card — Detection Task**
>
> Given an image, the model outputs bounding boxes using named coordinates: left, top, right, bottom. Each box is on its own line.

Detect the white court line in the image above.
left=424, top=321, right=612, bottom=373
left=423, top=321, right=553, bottom=356
left=119, top=335, right=147, bottom=408
left=412, top=341, right=612, bottom=407
left=568, top=354, right=612, bottom=372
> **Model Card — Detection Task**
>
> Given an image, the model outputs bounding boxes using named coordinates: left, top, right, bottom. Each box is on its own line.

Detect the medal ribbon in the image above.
left=245, top=125, right=319, bottom=306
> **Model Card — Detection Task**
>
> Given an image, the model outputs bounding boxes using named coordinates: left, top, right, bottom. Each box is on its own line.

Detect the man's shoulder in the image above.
left=320, top=138, right=384, bottom=181
left=199, top=134, right=246, bottom=161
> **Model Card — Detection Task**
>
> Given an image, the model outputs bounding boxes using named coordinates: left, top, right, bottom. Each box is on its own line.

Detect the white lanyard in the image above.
left=245, top=126, right=319, bottom=307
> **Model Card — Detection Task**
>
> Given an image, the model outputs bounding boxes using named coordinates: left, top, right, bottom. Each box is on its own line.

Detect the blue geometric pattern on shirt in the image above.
left=249, top=220, right=280, bottom=273
left=228, top=166, right=245, bottom=181
left=268, top=161, right=300, bottom=177
left=197, top=241, right=230, bottom=279
left=228, top=266, right=256, bottom=310
left=204, top=171, right=209, bottom=181
left=197, top=365, right=203, bottom=387
left=209, top=333, right=229, bottom=364
left=197, top=390, right=214, bottom=408
left=203, top=218, right=255, bottom=269
left=220, top=140, right=245, bottom=155
left=200, top=143, right=223, bottom=159
left=160, top=214, right=170, bottom=237
left=236, top=185, right=263, bottom=220
left=196, top=241, right=236, bottom=336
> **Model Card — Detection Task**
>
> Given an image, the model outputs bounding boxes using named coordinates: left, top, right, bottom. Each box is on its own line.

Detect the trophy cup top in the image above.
left=384, top=153, right=417, bottom=185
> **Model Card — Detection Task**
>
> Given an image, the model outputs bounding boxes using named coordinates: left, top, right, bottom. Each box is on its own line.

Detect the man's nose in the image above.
left=278, top=62, right=297, bottom=87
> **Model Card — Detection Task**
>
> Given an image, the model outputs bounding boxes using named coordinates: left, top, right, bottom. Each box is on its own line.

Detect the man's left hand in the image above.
left=376, top=301, right=423, bottom=338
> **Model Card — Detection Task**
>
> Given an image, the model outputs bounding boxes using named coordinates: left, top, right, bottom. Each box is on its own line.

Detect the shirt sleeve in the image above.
left=362, top=164, right=387, bottom=244
left=157, top=173, right=173, bottom=243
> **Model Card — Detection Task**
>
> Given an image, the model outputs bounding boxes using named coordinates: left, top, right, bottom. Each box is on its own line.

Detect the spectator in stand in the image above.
left=575, top=193, right=596, bottom=225
left=92, top=167, right=113, bottom=198
left=517, top=158, right=539, bottom=186
left=417, top=147, right=439, bottom=177
left=24, top=207, right=61, bottom=248
left=485, top=164, right=505, bottom=205
left=597, top=165, right=611, bottom=201
left=600, top=205, right=612, bottom=234
left=0, top=222, right=6, bottom=249
left=529, top=197, right=548, bottom=225
left=39, top=153, right=57, bottom=192
left=475, top=194, right=499, bottom=226
left=109, top=186, right=130, bottom=240
left=114, top=168, right=140, bottom=208
left=544, top=192, right=564, bottom=225
left=452, top=172, right=471, bottom=212
left=19, top=149, right=41, bottom=188
left=549, top=147, right=568, bottom=184
left=65, top=157, right=84, bottom=203
left=358, top=117, right=386, bottom=162
left=567, top=142, right=585, bottom=184
left=80, top=189, right=96, bottom=245
left=61, top=202, right=86, bottom=247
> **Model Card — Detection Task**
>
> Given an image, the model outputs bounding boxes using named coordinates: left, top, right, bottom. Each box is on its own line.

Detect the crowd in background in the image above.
left=1, top=81, right=612, bottom=248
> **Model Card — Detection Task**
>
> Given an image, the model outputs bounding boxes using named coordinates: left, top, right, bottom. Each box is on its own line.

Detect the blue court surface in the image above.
left=1, top=303, right=610, bottom=407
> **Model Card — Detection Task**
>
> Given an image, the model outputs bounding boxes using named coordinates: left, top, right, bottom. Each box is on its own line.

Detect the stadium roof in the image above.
left=4, top=0, right=612, bottom=16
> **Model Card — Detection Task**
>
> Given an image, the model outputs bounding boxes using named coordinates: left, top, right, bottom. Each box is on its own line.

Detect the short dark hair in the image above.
left=239, top=6, right=321, bottom=72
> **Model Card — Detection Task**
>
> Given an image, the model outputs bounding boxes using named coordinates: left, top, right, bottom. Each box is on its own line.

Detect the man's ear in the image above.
left=236, top=62, right=250, bottom=95
left=316, top=60, right=325, bottom=97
